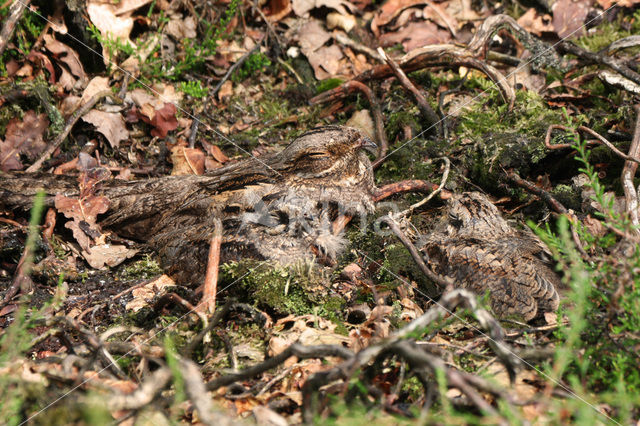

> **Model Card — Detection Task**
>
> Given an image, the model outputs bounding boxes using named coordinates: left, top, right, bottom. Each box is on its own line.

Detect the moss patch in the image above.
left=220, top=259, right=343, bottom=316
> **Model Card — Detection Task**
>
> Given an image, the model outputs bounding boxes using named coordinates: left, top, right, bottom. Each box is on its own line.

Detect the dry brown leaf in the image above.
left=134, top=102, right=179, bottom=138
left=82, top=244, right=138, bottom=269
left=552, top=0, right=592, bottom=39
left=372, top=0, right=456, bottom=36
left=208, top=144, right=230, bottom=163
left=372, top=0, right=424, bottom=34
left=292, top=0, right=355, bottom=17
left=166, top=14, right=197, bottom=39
left=217, top=80, right=234, bottom=102
left=252, top=406, right=288, bottom=426
left=444, top=0, right=481, bottom=22
left=306, top=45, right=344, bottom=79
left=297, top=19, right=332, bottom=57
left=379, top=20, right=451, bottom=52
left=126, top=275, right=176, bottom=311
left=170, top=146, right=205, bottom=175
left=517, top=8, right=554, bottom=36
left=43, top=34, right=86, bottom=80
left=86, top=2, right=135, bottom=63
left=326, top=12, right=356, bottom=32
left=80, top=76, right=111, bottom=107
left=81, top=110, right=129, bottom=149
left=0, top=111, right=49, bottom=172
left=57, top=66, right=76, bottom=91
left=264, top=0, right=293, bottom=22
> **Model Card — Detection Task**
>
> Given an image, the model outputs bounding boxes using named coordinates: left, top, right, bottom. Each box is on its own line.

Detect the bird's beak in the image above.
left=359, top=136, right=378, bottom=155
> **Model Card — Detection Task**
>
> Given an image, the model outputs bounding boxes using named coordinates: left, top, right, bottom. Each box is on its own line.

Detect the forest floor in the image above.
left=1, top=0, right=640, bottom=424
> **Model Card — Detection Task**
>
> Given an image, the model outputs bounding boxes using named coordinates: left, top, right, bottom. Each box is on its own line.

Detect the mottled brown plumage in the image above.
left=421, top=192, right=560, bottom=321
left=1, top=126, right=376, bottom=284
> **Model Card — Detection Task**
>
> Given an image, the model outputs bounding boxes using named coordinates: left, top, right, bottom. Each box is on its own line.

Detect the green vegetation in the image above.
left=121, top=254, right=162, bottom=280
left=233, top=52, right=272, bottom=82
left=531, top=132, right=640, bottom=424
left=178, top=80, right=209, bottom=98
left=220, top=260, right=345, bottom=316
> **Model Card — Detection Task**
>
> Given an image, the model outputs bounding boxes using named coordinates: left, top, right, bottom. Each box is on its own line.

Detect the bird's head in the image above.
left=446, top=192, right=511, bottom=236
left=276, top=126, right=376, bottom=189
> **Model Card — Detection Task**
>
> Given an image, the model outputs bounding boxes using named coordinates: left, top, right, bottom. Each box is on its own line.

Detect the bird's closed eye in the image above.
left=305, top=151, right=330, bottom=159
left=448, top=212, right=462, bottom=227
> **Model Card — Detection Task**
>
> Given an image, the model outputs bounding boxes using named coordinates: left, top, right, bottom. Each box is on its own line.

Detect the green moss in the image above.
left=459, top=88, right=568, bottom=192
left=316, top=78, right=344, bottom=94
left=220, top=260, right=336, bottom=315
left=120, top=254, right=162, bottom=279
left=575, top=19, right=636, bottom=53
left=551, top=184, right=582, bottom=211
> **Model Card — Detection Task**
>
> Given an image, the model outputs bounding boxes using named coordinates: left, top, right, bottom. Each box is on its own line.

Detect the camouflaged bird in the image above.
left=420, top=192, right=560, bottom=321
left=0, top=126, right=377, bottom=284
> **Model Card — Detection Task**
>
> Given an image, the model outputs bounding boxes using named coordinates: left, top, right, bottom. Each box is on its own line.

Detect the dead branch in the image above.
left=206, top=343, right=354, bottom=391
left=182, top=299, right=233, bottom=358
left=105, top=341, right=165, bottom=359
left=505, top=170, right=568, bottom=215
left=601, top=35, right=640, bottom=55
left=0, top=0, right=30, bottom=57
left=377, top=48, right=441, bottom=136
left=106, top=366, right=173, bottom=411
left=301, top=290, right=518, bottom=423
left=43, top=315, right=125, bottom=378
left=380, top=216, right=451, bottom=290
left=504, top=170, right=589, bottom=258
left=558, top=41, right=640, bottom=87
left=153, top=292, right=207, bottom=326
left=622, top=106, right=640, bottom=230
left=373, top=179, right=452, bottom=202
left=27, top=90, right=122, bottom=172
left=394, top=157, right=450, bottom=218
left=199, top=218, right=222, bottom=314
left=334, top=32, right=383, bottom=62
left=545, top=124, right=640, bottom=164
left=332, top=177, right=451, bottom=236
left=392, top=341, right=502, bottom=419
left=2, top=240, right=34, bottom=306
left=179, top=358, right=234, bottom=426
left=211, top=44, right=260, bottom=97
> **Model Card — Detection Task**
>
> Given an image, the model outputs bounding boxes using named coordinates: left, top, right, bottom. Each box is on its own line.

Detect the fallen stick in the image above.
left=377, top=47, right=441, bottom=136
left=199, top=218, right=223, bottom=315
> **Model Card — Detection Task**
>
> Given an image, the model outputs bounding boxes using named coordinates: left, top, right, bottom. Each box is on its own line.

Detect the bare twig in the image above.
left=0, top=0, right=30, bottom=57
left=622, top=105, right=640, bottom=229
left=179, top=358, right=234, bottom=426
left=377, top=48, right=441, bottom=136
left=545, top=124, right=640, bottom=164
left=206, top=343, right=354, bottom=391
left=154, top=292, right=207, bottom=326
left=183, top=299, right=233, bottom=358
left=332, top=177, right=451, bottom=236
left=394, top=157, right=450, bottom=219
left=302, top=290, right=517, bottom=423
left=199, top=218, right=223, bottom=314
left=106, top=367, right=173, bottom=411
left=211, top=44, right=260, bottom=97
left=373, top=179, right=452, bottom=202
left=333, top=32, right=383, bottom=62
left=505, top=169, right=589, bottom=258
left=505, top=170, right=568, bottom=214
left=380, top=216, right=451, bottom=289
left=558, top=41, right=640, bottom=87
